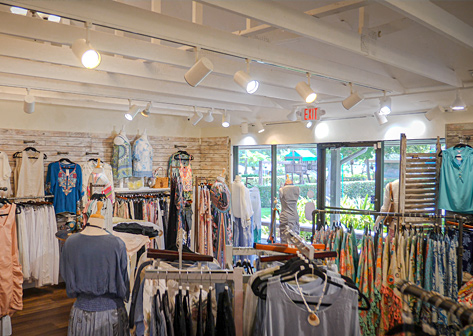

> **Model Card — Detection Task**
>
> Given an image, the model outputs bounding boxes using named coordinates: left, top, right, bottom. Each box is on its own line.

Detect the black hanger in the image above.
left=59, top=158, right=75, bottom=165
left=13, top=147, right=47, bottom=159
left=386, top=323, right=436, bottom=336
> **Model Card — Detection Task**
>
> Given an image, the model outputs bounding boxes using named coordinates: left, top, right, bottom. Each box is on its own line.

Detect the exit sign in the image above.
left=303, top=107, right=318, bottom=121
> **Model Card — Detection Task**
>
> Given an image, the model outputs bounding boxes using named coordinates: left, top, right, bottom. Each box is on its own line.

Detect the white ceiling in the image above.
left=0, top=0, right=472, bottom=127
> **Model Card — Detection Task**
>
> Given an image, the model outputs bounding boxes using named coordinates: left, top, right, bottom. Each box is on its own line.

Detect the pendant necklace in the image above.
left=294, top=268, right=328, bottom=327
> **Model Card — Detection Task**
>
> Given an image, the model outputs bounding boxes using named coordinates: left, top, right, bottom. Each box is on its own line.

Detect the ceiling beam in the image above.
left=233, top=0, right=369, bottom=37
left=197, top=0, right=461, bottom=87
left=0, top=72, right=252, bottom=113
left=0, top=55, right=284, bottom=110
left=381, top=0, right=473, bottom=52
left=0, top=11, right=352, bottom=97
left=2, top=0, right=404, bottom=92
left=0, top=34, right=305, bottom=103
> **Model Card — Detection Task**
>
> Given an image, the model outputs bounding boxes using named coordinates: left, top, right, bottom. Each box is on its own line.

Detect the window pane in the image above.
left=325, top=146, right=376, bottom=228
left=277, top=145, right=317, bottom=242
left=237, top=146, right=271, bottom=242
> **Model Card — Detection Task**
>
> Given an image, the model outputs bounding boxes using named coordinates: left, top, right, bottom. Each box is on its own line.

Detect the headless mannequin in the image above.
left=231, top=175, right=254, bottom=260
left=141, top=129, right=148, bottom=141
left=114, top=125, right=126, bottom=146
left=279, top=174, right=300, bottom=242
left=81, top=202, right=108, bottom=236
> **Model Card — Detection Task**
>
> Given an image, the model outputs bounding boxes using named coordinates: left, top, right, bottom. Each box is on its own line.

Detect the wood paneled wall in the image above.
left=445, top=123, right=473, bottom=148
left=0, top=128, right=230, bottom=195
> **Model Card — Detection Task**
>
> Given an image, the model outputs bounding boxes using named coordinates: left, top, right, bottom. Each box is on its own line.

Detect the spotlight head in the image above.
left=425, top=105, right=443, bottom=121
left=222, top=113, right=230, bottom=128
left=379, top=96, right=391, bottom=115
left=141, top=103, right=151, bottom=117
left=125, top=105, right=140, bottom=121
left=24, top=94, right=35, bottom=114
left=287, top=108, right=298, bottom=122
left=234, top=71, right=259, bottom=94
left=72, top=38, right=101, bottom=69
left=241, top=122, right=249, bottom=134
left=184, top=57, right=214, bottom=87
left=451, top=91, right=466, bottom=111
left=296, top=81, right=317, bottom=104
left=342, top=91, right=364, bottom=110
left=374, top=111, right=388, bottom=125
left=204, top=110, right=214, bottom=122
left=189, top=111, right=204, bottom=126
left=255, top=121, right=265, bottom=133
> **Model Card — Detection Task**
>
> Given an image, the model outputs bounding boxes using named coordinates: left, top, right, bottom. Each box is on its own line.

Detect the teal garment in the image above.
left=439, top=146, right=473, bottom=213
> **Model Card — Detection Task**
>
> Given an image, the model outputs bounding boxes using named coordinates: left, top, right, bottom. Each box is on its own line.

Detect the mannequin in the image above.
left=231, top=175, right=254, bottom=260
left=279, top=174, right=300, bottom=243
left=141, top=128, right=148, bottom=140
left=61, top=201, right=129, bottom=336
left=81, top=202, right=108, bottom=236
left=114, top=125, right=126, bottom=146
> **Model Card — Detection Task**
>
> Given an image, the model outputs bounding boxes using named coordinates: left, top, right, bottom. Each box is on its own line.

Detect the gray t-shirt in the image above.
left=265, top=277, right=361, bottom=336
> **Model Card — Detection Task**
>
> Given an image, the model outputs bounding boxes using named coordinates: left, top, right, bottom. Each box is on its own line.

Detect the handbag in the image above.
left=153, top=167, right=169, bottom=189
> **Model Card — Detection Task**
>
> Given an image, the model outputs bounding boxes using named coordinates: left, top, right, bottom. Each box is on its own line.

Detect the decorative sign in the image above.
left=303, top=107, right=318, bottom=121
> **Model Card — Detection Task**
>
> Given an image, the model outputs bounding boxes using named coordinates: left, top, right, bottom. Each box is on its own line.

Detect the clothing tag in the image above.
left=456, top=154, right=463, bottom=161
left=66, top=169, right=70, bottom=177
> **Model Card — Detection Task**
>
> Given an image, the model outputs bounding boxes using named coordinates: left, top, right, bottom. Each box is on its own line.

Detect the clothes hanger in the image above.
left=59, top=157, right=75, bottom=165
left=13, top=147, right=47, bottom=159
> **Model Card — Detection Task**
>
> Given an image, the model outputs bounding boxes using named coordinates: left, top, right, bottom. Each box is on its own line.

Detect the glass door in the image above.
left=322, top=142, right=381, bottom=228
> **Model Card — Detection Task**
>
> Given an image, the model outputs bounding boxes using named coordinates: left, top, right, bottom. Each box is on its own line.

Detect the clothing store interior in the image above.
left=1, top=1, right=473, bottom=336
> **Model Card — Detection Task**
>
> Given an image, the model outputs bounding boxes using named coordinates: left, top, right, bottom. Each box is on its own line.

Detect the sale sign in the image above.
left=303, top=107, right=318, bottom=121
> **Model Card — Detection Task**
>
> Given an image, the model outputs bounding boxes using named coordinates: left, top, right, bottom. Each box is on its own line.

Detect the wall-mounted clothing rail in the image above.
left=7, top=195, right=54, bottom=201
left=312, top=208, right=468, bottom=288
left=115, top=188, right=170, bottom=195
left=396, top=279, right=473, bottom=327
left=145, top=268, right=244, bottom=336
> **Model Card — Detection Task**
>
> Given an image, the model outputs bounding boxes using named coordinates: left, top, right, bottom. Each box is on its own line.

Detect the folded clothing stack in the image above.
left=113, top=222, right=160, bottom=238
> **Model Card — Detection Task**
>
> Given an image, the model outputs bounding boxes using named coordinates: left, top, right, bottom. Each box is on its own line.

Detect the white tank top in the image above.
left=16, top=151, right=45, bottom=197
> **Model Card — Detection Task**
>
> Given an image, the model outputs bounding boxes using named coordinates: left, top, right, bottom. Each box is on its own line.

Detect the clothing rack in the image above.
left=7, top=195, right=54, bottom=201
left=312, top=208, right=467, bottom=288
left=396, top=279, right=473, bottom=326
left=144, top=268, right=244, bottom=336
left=282, top=228, right=315, bottom=259
left=115, top=188, right=170, bottom=195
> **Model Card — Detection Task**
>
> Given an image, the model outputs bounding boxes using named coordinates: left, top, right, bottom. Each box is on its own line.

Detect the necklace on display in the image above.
left=294, top=267, right=328, bottom=327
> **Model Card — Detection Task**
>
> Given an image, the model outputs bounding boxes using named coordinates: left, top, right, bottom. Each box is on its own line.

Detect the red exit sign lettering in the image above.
left=303, top=107, right=318, bottom=121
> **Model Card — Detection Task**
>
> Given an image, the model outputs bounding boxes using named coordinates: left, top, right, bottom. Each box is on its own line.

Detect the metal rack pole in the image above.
left=7, top=195, right=54, bottom=201
left=458, top=216, right=464, bottom=288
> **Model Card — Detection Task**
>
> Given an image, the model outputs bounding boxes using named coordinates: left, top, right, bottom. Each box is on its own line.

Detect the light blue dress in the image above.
left=439, top=146, right=473, bottom=213
left=132, top=137, right=153, bottom=178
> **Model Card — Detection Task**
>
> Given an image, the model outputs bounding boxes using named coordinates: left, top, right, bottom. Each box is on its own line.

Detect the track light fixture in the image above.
left=287, top=107, right=298, bottom=122
left=189, top=107, right=203, bottom=126
left=425, top=105, right=443, bottom=121
left=72, top=22, right=101, bottom=69
left=234, top=59, right=259, bottom=94
left=141, top=102, right=151, bottom=117
left=255, top=120, right=265, bottom=133
left=451, top=90, right=466, bottom=111
left=296, top=72, right=317, bottom=104
left=125, top=100, right=140, bottom=121
left=222, top=110, right=230, bottom=128
left=204, top=108, right=214, bottom=122
left=374, top=111, right=388, bottom=125
left=241, top=122, right=249, bottom=134
left=184, top=48, right=214, bottom=87
left=342, top=83, right=364, bottom=110
left=24, top=88, right=35, bottom=114
left=379, top=91, right=391, bottom=115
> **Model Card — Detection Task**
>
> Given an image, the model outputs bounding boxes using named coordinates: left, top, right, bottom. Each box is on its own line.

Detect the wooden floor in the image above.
left=11, top=284, right=75, bottom=336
